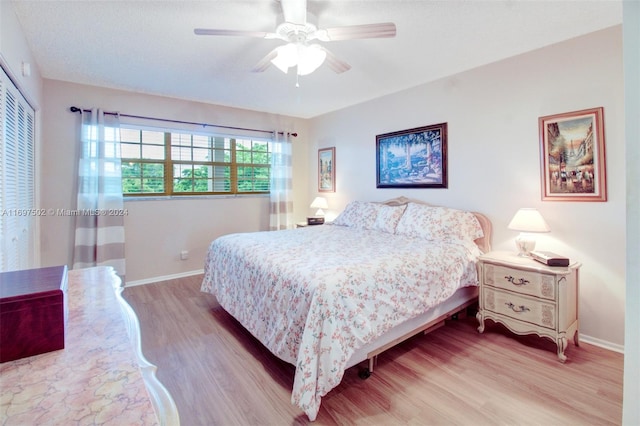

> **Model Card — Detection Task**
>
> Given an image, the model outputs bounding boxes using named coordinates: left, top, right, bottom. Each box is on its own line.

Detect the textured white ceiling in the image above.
left=10, top=0, right=622, bottom=118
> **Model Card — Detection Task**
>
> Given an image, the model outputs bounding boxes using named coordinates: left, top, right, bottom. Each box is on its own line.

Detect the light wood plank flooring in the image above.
left=123, top=275, right=623, bottom=425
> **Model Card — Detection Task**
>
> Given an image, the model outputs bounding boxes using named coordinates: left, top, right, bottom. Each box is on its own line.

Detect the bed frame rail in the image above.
left=361, top=299, right=477, bottom=378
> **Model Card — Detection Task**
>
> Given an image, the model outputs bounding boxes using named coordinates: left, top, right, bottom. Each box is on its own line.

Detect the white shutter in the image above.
left=0, top=74, right=4, bottom=270
left=1, top=66, right=36, bottom=272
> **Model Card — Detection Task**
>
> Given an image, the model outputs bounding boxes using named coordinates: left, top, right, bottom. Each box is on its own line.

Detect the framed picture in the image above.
left=318, top=147, right=335, bottom=192
left=539, top=107, right=607, bottom=202
left=376, top=123, right=447, bottom=188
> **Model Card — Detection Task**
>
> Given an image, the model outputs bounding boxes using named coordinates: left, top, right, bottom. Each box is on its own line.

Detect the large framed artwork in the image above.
left=376, top=123, right=448, bottom=188
left=539, top=107, right=607, bottom=202
left=318, top=147, right=335, bottom=192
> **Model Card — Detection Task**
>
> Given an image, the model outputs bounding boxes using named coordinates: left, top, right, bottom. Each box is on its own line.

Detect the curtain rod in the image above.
left=68, top=106, right=297, bottom=137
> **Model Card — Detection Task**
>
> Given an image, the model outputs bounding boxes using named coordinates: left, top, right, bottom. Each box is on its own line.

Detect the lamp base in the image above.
left=515, top=233, right=536, bottom=257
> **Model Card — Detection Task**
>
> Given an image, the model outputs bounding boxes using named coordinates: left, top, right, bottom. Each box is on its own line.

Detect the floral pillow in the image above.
left=373, top=204, right=407, bottom=234
left=395, top=202, right=484, bottom=242
left=332, top=201, right=382, bottom=229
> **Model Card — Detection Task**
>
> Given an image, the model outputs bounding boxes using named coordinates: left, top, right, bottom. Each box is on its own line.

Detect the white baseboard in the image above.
left=125, top=269, right=204, bottom=287
left=579, top=334, right=624, bottom=354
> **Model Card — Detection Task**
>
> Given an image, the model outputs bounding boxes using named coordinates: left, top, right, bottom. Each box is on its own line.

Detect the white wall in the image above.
left=39, top=80, right=310, bottom=282
left=1, top=0, right=44, bottom=268
left=622, top=1, right=639, bottom=424
left=0, top=1, right=42, bottom=107
left=308, top=26, right=625, bottom=349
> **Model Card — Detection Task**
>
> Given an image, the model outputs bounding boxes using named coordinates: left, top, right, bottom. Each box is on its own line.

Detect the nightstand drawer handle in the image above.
left=505, top=302, right=530, bottom=313
left=504, top=275, right=529, bottom=286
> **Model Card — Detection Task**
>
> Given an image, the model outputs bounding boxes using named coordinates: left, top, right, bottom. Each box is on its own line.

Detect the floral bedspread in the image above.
left=201, top=224, right=481, bottom=420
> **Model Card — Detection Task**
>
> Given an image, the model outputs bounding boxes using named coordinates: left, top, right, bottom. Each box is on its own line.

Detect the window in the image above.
left=120, top=127, right=271, bottom=196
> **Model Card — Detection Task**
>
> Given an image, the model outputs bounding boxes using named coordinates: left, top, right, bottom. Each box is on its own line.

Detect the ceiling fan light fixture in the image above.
left=296, top=44, right=326, bottom=76
left=271, top=43, right=298, bottom=73
left=271, top=43, right=327, bottom=76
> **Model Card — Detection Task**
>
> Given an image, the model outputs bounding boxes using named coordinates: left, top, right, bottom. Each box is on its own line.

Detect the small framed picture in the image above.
left=376, top=123, right=448, bottom=188
left=539, top=107, right=607, bottom=202
left=318, top=147, right=335, bottom=192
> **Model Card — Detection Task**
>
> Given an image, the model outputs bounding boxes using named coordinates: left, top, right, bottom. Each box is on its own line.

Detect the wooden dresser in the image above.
left=476, top=251, right=580, bottom=362
left=0, top=266, right=179, bottom=425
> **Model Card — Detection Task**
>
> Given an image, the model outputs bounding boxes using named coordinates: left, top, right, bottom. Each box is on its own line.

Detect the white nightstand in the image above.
left=296, top=221, right=325, bottom=228
left=476, top=250, right=581, bottom=362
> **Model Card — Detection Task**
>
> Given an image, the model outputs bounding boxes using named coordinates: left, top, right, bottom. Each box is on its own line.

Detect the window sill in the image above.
left=123, top=194, right=269, bottom=202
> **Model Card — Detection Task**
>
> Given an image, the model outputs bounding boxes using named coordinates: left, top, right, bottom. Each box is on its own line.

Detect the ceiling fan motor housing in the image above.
left=274, top=11, right=321, bottom=43
left=277, top=21, right=318, bottom=43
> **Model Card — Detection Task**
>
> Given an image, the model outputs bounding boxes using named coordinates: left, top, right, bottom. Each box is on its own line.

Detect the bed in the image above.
left=201, top=196, right=491, bottom=421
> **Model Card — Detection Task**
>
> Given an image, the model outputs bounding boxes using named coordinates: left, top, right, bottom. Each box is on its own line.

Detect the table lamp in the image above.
left=310, top=197, right=328, bottom=216
left=307, top=197, right=328, bottom=225
left=507, top=208, right=550, bottom=256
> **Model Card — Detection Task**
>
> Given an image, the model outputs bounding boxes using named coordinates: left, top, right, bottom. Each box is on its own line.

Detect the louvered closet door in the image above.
left=0, top=66, right=36, bottom=272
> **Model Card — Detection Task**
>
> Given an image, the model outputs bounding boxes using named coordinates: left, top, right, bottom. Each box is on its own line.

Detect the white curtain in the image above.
left=269, top=131, right=293, bottom=230
left=72, top=109, right=126, bottom=279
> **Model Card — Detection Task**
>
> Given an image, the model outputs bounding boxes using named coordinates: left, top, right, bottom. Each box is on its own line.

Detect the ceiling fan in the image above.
left=194, top=0, right=396, bottom=76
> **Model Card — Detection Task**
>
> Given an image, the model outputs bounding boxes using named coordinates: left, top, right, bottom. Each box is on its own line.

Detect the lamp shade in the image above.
left=310, top=197, right=328, bottom=210
left=296, top=44, right=326, bottom=76
left=507, top=208, right=550, bottom=233
left=271, top=43, right=298, bottom=73
left=310, top=196, right=328, bottom=216
left=270, top=43, right=327, bottom=76
left=508, top=208, right=550, bottom=257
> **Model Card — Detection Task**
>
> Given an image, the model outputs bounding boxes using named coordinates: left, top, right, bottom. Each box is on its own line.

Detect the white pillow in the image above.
left=395, top=202, right=484, bottom=242
left=373, top=204, right=407, bottom=234
left=332, top=201, right=382, bottom=229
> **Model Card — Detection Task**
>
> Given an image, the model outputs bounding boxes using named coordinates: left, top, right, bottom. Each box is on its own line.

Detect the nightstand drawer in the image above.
left=483, top=263, right=556, bottom=301
left=483, top=288, right=556, bottom=330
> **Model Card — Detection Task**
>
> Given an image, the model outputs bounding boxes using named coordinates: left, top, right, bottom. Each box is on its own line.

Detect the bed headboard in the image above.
left=382, top=196, right=492, bottom=254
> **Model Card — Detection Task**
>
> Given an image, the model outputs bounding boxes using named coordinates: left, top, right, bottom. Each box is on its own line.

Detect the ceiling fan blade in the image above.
left=320, top=47, right=351, bottom=74
left=251, top=48, right=279, bottom=73
left=318, top=22, right=396, bottom=41
left=280, top=0, right=307, bottom=24
left=194, top=28, right=274, bottom=38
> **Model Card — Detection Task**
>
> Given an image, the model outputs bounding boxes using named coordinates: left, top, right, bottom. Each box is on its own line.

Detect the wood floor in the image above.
left=122, top=275, right=623, bottom=426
